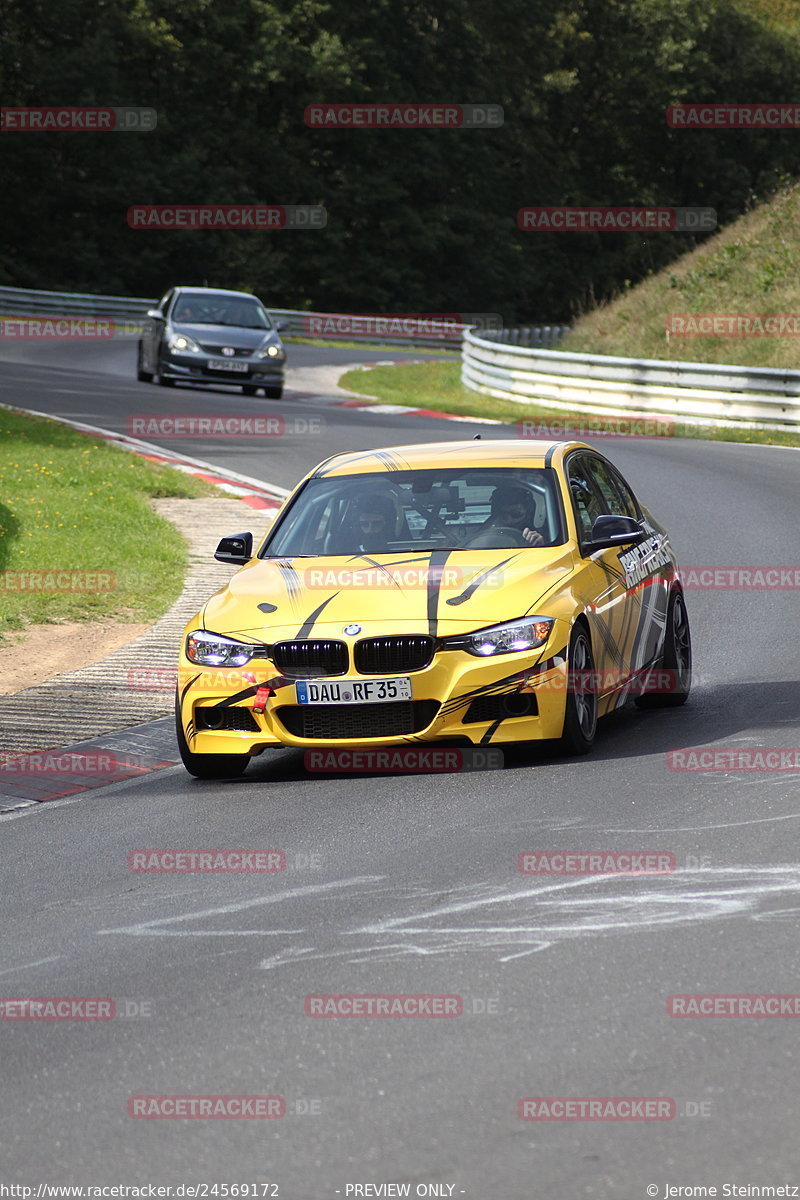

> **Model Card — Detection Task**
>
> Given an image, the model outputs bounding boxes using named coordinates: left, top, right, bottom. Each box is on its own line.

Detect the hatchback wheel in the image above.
left=136, top=345, right=153, bottom=382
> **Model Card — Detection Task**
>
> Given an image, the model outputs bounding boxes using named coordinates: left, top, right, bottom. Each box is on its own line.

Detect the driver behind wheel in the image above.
left=351, top=492, right=397, bottom=553
left=484, top=484, right=544, bottom=546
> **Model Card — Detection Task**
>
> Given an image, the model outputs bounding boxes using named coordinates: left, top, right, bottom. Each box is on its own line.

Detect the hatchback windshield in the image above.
left=172, top=295, right=272, bottom=329
left=262, top=468, right=566, bottom=556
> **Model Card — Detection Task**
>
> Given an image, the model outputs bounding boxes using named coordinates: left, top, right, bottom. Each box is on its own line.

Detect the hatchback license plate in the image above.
left=207, top=358, right=249, bottom=372
left=295, top=677, right=412, bottom=705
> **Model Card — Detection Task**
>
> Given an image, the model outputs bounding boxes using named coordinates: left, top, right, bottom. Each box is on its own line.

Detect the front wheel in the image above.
left=156, top=357, right=175, bottom=386
left=136, top=345, right=153, bottom=382
left=635, top=589, right=691, bottom=708
left=556, top=624, right=597, bottom=755
left=175, top=695, right=249, bottom=779
left=242, top=384, right=260, bottom=396
left=264, top=384, right=283, bottom=399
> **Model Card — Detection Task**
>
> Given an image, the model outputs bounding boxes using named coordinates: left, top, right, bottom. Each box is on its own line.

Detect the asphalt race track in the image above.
left=2, top=340, right=800, bottom=1196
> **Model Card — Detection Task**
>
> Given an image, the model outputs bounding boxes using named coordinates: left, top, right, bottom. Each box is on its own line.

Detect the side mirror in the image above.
left=214, top=532, right=254, bottom=565
left=146, top=309, right=163, bottom=320
left=586, top=515, right=645, bottom=552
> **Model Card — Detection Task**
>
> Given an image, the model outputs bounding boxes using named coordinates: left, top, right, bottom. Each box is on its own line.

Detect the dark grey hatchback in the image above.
left=136, top=285, right=286, bottom=397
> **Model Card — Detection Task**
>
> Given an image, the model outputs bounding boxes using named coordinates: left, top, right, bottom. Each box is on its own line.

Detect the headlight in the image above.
left=168, top=332, right=202, bottom=353
left=444, top=616, right=553, bottom=657
left=255, top=341, right=285, bottom=359
left=186, top=630, right=258, bottom=667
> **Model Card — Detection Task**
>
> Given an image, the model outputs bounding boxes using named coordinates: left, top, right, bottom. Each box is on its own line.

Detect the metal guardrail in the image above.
left=0, top=286, right=554, bottom=352
left=464, top=328, right=800, bottom=431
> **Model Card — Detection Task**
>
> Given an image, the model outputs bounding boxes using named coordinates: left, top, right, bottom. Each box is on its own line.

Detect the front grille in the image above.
left=199, top=344, right=253, bottom=358
left=462, top=693, right=538, bottom=724
left=271, top=640, right=348, bottom=677
left=354, top=636, right=434, bottom=675
left=276, top=700, right=440, bottom=740
left=196, top=706, right=260, bottom=732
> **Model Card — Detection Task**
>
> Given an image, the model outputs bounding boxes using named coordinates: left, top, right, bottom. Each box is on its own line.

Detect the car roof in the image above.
left=311, top=439, right=594, bottom=477
left=173, top=287, right=262, bottom=300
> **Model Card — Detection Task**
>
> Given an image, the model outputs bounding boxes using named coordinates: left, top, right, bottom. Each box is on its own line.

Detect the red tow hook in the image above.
left=252, top=685, right=273, bottom=714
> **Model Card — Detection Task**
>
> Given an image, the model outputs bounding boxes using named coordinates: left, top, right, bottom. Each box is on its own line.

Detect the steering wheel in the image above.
left=461, top=525, right=530, bottom=549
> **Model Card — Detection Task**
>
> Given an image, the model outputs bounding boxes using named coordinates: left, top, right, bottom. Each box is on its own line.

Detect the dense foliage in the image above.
left=2, top=0, right=800, bottom=322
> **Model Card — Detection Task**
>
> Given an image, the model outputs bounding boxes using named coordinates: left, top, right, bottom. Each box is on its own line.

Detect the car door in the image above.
left=565, top=453, right=633, bottom=707
left=581, top=454, right=670, bottom=700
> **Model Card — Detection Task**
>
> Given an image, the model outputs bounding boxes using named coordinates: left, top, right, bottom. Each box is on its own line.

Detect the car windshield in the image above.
left=172, top=296, right=273, bottom=330
left=262, top=467, right=566, bottom=557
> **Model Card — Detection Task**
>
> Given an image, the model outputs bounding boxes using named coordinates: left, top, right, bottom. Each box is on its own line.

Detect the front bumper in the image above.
left=177, top=626, right=571, bottom=757
left=160, top=351, right=284, bottom=385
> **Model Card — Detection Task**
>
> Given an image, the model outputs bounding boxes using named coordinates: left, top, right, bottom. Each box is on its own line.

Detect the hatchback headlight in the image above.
left=255, top=341, right=285, bottom=359
left=443, top=616, right=553, bottom=657
left=168, top=332, right=202, bottom=353
left=186, top=630, right=258, bottom=667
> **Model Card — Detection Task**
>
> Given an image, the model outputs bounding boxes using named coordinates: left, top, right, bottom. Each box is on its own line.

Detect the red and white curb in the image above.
left=1, top=404, right=290, bottom=510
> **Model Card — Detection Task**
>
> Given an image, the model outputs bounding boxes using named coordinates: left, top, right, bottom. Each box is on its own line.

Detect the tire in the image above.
left=175, top=694, right=249, bottom=779
left=635, top=589, right=692, bottom=708
left=242, top=384, right=260, bottom=396
left=264, top=384, right=283, bottom=399
left=556, top=623, right=597, bottom=755
left=156, top=355, right=175, bottom=386
left=136, top=345, right=153, bottom=383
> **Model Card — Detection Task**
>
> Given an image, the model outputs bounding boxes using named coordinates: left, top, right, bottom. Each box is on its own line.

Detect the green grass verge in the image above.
left=286, top=336, right=455, bottom=355
left=338, top=360, right=800, bottom=449
left=563, top=181, right=800, bottom=370
left=0, top=407, right=218, bottom=637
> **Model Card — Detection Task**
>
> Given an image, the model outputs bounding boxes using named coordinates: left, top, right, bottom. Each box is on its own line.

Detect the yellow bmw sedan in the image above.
left=176, top=439, right=691, bottom=777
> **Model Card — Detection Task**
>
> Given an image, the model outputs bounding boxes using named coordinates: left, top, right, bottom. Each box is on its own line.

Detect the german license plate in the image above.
left=207, top=358, right=248, bottom=372
left=295, top=677, right=412, bottom=705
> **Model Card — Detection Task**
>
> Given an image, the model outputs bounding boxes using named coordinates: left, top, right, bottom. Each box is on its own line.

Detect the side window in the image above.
left=567, top=456, right=602, bottom=539
left=584, top=458, right=629, bottom=518
left=607, top=465, right=641, bottom=520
